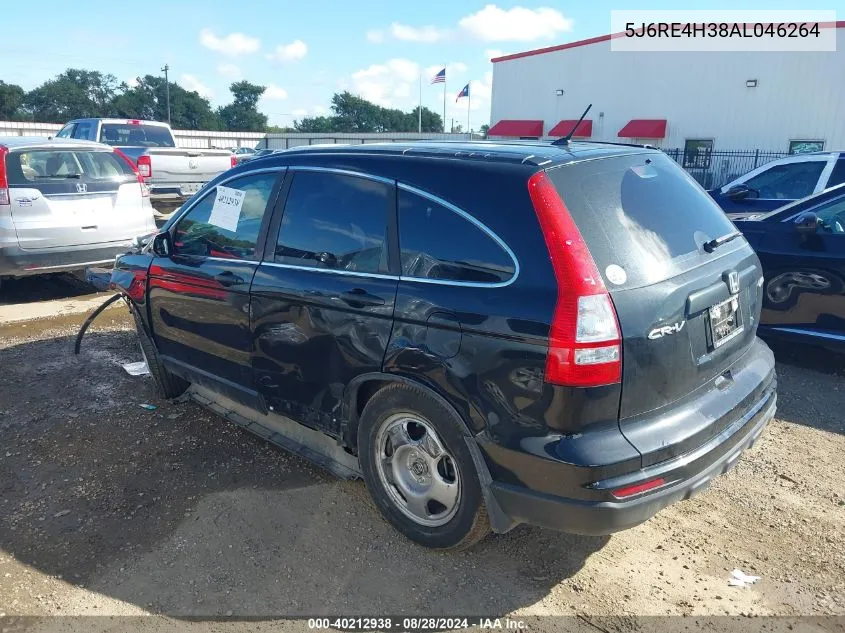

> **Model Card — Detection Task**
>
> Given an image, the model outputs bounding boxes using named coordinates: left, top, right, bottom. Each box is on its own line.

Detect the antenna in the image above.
left=552, top=103, right=592, bottom=146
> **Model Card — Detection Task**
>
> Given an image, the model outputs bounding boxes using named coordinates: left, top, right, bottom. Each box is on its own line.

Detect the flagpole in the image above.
left=443, top=64, right=447, bottom=133
left=467, top=82, right=471, bottom=135
left=418, top=74, right=422, bottom=133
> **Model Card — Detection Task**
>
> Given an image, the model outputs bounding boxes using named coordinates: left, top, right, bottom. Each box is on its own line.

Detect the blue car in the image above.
left=709, top=152, right=845, bottom=220
left=734, top=183, right=845, bottom=351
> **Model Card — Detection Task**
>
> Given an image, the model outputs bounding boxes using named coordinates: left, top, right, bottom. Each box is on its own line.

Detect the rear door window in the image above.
left=99, top=124, right=175, bottom=147
left=742, top=160, right=826, bottom=200
left=274, top=171, right=390, bottom=274
left=174, top=172, right=280, bottom=260
left=398, top=189, right=515, bottom=284
left=547, top=152, right=738, bottom=289
left=827, top=159, right=845, bottom=188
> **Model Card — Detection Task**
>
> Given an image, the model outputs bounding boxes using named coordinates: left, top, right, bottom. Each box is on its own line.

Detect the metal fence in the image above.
left=663, top=148, right=790, bottom=189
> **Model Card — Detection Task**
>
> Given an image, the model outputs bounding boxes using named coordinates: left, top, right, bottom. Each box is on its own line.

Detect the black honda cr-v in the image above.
left=111, top=141, right=777, bottom=550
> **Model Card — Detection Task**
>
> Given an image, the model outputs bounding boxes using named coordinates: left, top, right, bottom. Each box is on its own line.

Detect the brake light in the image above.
left=527, top=170, right=622, bottom=387
left=136, top=155, right=152, bottom=179
left=230, top=154, right=237, bottom=169
left=0, top=146, right=8, bottom=206
left=113, top=149, right=149, bottom=198
left=611, top=477, right=666, bottom=499
left=128, top=119, right=141, bottom=125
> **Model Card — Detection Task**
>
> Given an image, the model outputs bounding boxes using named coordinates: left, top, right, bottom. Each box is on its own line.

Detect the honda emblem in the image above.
left=76, top=183, right=87, bottom=194
left=728, top=271, right=739, bottom=295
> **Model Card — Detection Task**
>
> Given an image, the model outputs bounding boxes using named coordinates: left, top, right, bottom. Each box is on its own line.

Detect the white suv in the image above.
left=0, top=137, right=156, bottom=288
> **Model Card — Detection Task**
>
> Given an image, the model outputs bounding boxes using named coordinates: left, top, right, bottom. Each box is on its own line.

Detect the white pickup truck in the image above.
left=56, top=119, right=235, bottom=215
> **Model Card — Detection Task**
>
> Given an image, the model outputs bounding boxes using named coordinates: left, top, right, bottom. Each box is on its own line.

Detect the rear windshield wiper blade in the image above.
left=47, top=174, right=82, bottom=179
left=703, top=231, right=742, bottom=253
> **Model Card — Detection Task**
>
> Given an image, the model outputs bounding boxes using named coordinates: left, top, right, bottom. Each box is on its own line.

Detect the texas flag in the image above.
left=456, top=83, right=470, bottom=101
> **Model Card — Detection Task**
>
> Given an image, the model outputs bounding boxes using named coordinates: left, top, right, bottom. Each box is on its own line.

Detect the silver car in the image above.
left=0, top=137, right=156, bottom=286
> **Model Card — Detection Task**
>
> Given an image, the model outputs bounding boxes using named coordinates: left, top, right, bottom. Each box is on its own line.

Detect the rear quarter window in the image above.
left=547, top=152, right=739, bottom=289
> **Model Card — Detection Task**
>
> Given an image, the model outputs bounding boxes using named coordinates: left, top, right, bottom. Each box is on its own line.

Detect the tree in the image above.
left=292, top=93, right=444, bottom=134
left=294, top=115, right=340, bottom=133
left=217, top=81, right=268, bottom=131
left=407, top=106, right=444, bottom=133
left=112, top=75, right=221, bottom=130
left=22, top=69, right=119, bottom=122
left=0, top=81, right=25, bottom=120
left=479, top=124, right=490, bottom=138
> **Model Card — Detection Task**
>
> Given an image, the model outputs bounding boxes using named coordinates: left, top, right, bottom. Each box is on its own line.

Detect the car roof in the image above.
left=66, top=118, right=171, bottom=127
left=0, top=136, right=111, bottom=151
left=268, top=140, right=659, bottom=168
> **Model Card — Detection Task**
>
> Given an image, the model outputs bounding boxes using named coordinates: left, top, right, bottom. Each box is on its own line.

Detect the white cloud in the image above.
left=180, top=74, right=214, bottom=98
left=485, top=49, right=509, bottom=60
left=389, top=22, right=445, bottom=42
left=366, top=29, right=385, bottom=43
left=314, top=105, right=328, bottom=114
left=263, top=84, right=289, bottom=100
left=424, top=62, right=468, bottom=82
left=292, top=108, right=309, bottom=117
left=351, top=58, right=421, bottom=106
left=125, top=76, right=139, bottom=89
left=217, top=63, right=241, bottom=79
left=459, top=5, right=573, bottom=41
left=267, top=39, right=308, bottom=63
left=199, top=28, right=260, bottom=56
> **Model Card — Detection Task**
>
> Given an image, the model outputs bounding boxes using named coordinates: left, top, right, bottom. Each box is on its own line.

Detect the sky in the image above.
left=1, top=0, right=826, bottom=130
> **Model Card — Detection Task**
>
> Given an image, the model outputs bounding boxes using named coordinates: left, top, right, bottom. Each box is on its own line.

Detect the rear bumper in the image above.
left=486, top=375, right=776, bottom=536
left=0, top=242, right=133, bottom=277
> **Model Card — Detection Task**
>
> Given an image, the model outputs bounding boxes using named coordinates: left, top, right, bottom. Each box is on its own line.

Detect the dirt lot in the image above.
left=0, top=275, right=843, bottom=630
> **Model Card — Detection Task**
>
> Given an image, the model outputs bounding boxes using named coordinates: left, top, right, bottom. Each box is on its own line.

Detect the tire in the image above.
left=358, top=382, right=490, bottom=550
left=132, top=306, right=189, bottom=399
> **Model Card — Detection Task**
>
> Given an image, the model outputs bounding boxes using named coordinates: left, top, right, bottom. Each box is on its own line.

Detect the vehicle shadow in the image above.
left=768, top=339, right=845, bottom=436
left=0, top=272, right=97, bottom=306
left=0, top=330, right=609, bottom=617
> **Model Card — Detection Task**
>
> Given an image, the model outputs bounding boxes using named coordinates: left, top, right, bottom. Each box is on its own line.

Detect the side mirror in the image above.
left=726, top=185, right=753, bottom=201
left=151, top=232, right=173, bottom=257
left=793, top=212, right=819, bottom=234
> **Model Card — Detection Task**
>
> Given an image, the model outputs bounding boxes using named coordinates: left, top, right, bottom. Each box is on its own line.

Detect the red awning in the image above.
left=617, top=119, right=667, bottom=138
left=487, top=119, right=544, bottom=137
left=549, top=119, right=593, bottom=138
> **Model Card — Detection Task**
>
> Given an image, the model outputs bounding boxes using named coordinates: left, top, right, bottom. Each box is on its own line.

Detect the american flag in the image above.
left=431, top=68, right=446, bottom=84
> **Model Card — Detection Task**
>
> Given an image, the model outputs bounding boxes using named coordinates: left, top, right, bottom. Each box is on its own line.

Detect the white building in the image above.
left=489, top=22, right=845, bottom=155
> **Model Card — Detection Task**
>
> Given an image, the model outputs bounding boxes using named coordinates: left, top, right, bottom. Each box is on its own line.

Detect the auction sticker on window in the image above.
left=208, top=185, right=245, bottom=233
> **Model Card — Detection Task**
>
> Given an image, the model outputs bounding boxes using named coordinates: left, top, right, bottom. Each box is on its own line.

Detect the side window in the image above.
left=275, top=171, right=389, bottom=274
left=55, top=124, right=75, bottom=139
left=812, top=196, right=845, bottom=235
left=173, top=172, right=279, bottom=260
left=398, top=189, right=515, bottom=284
left=827, top=159, right=845, bottom=188
left=744, top=161, right=826, bottom=200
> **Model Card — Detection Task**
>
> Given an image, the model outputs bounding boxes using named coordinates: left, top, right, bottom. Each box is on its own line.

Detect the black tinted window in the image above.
left=174, top=172, right=278, bottom=260
left=744, top=160, right=825, bottom=199
left=275, top=171, right=389, bottom=274
left=99, top=124, right=175, bottom=147
left=398, top=189, right=515, bottom=284
left=548, top=153, right=737, bottom=289
left=828, top=159, right=845, bottom=188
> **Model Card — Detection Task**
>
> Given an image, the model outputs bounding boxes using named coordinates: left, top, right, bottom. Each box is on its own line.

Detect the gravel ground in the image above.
left=0, top=281, right=843, bottom=631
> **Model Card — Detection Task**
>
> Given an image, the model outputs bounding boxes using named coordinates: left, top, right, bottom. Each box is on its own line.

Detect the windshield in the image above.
left=99, top=123, right=175, bottom=147
left=547, top=152, right=741, bottom=289
left=5, top=149, right=135, bottom=185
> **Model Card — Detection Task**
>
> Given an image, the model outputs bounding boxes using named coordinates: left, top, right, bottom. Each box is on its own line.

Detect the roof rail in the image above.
left=552, top=140, right=658, bottom=150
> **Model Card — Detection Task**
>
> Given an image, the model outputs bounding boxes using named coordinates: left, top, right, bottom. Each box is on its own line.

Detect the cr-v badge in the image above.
left=648, top=321, right=686, bottom=340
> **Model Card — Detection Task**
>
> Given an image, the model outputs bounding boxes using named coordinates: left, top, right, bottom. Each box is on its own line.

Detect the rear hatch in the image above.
left=547, top=152, right=766, bottom=464
left=5, top=147, right=154, bottom=249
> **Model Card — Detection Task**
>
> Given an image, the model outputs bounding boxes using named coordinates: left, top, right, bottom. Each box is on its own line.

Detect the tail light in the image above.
left=230, top=154, right=237, bottom=169
left=137, top=155, right=152, bottom=179
left=527, top=170, right=622, bottom=387
left=0, top=146, right=9, bottom=206
left=113, top=149, right=149, bottom=198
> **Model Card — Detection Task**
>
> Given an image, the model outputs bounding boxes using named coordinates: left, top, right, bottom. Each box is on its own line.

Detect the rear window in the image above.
left=547, top=152, right=738, bottom=289
left=5, top=150, right=135, bottom=186
left=99, top=123, right=174, bottom=147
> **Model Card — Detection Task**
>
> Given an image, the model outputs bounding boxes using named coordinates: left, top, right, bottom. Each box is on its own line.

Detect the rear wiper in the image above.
left=703, top=231, right=742, bottom=253
left=47, top=174, right=82, bottom=179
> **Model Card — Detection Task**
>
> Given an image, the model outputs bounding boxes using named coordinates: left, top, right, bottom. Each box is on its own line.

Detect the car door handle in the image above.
left=340, top=288, right=385, bottom=308
left=213, top=271, right=244, bottom=287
